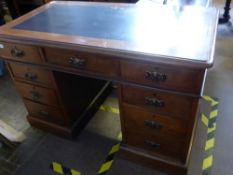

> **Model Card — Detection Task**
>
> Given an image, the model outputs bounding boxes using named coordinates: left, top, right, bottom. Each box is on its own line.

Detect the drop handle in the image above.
left=145, top=71, right=166, bottom=81
left=145, top=140, right=160, bottom=149
left=30, top=91, right=41, bottom=100
left=145, top=97, right=164, bottom=107
left=24, top=72, right=37, bottom=81
left=11, top=47, right=24, bottom=57
left=39, top=110, right=49, bottom=117
left=144, top=120, right=162, bottom=129
left=68, top=57, right=86, bottom=67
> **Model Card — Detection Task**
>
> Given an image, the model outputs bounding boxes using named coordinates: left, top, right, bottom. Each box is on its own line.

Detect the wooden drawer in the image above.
left=43, top=47, right=119, bottom=77
left=24, top=99, right=67, bottom=126
left=121, top=85, right=197, bottom=119
left=120, top=60, right=205, bottom=94
left=121, top=103, right=188, bottom=138
left=126, top=131, right=185, bottom=160
left=14, top=81, right=59, bottom=107
left=8, top=62, right=54, bottom=87
left=0, top=42, right=42, bottom=63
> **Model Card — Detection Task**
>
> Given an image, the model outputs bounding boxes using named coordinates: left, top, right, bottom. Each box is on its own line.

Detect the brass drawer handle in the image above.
left=69, top=57, right=85, bottom=67
left=25, top=72, right=37, bottom=81
left=11, top=47, right=25, bottom=57
left=145, top=140, right=160, bottom=149
left=30, top=91, right=41, bottom=101
left=39, top=110, right=49, bottom=117
left=145, top=97, right=164, bottom=107
left=144, top=120, right=162, bottom=129
left=145, top=71, right=166, bottom=81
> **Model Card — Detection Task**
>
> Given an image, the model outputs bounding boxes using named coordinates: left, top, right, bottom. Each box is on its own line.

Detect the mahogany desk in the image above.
left=0, top=1, right=218, bottom=175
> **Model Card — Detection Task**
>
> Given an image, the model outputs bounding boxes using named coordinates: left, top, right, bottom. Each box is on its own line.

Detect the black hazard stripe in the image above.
left=97, top=143, right=120, bottom=175
left=201, top=96, right=219, bottom=175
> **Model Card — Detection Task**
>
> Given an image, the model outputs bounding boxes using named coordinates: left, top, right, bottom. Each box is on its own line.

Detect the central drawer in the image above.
left=14, top=81, right=59, bottom=107
left=121, top=85, right=197, bottom=119
left=43, top=47, right=119, bottom=77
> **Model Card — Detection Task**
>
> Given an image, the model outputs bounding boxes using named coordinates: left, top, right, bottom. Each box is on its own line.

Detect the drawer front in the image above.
left=43, top=47, right=119, bottom=77
left=126, top=131, right=185, bottom=160
left=121, top=85, right=197, bottom=119
left=14, top=81, right=59, bottom=107
left=24, top=99, right=66, bottom=126
left=0, top=42, right=42, bottom=63
left=120, top=60, right=205, bottom=94
left=121, top=103, right=188, bottom=138
left=8, top=62, right=53, bottom=87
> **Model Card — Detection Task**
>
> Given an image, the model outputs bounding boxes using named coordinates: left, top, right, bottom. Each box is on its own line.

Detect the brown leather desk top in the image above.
left=0, top=1, right=218, bottom=68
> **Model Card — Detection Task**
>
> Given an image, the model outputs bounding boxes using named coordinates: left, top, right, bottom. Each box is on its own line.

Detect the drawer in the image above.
left=120, top=60, right=205, bottom=94
left=8, top=62, right=53, bottom=87
left=0, top=42, right=42, bottom=63
left=14, top=81, right=59, bottom=107
left=43, top=47, right=119, bottom=77
left=24, top=99, right=67, bottom=126
left=126, top=131, right=185, bottom=160
left=121, top=103, right=188, bottom=138
left=121, top=85, right=197, bottom=119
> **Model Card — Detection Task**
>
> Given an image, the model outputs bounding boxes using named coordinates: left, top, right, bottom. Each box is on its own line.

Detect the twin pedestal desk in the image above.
left=0, top=2, right=218, bottom=175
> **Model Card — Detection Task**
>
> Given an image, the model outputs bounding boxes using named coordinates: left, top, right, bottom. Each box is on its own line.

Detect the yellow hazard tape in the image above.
left=99, top=105, right=119, bottom=114
left=117, top=132, right=122, bottom=141
left=201, top=114, right=209, bottom=127
left=205, top=138, right=215, bottom=151
left=210, top=109, right=218, bottom=119
left=203, top=155, right=213, bottom=170
left=52, top=162, right=63, bottom=174
left=51, top=162, right=81, bottom=175
left=202, top=96, right=219, bottom=106
left=208, top=123, right=216, bottom=134
left=109, top=143, right=120, bottom=155
left=98, top=143, right=120, bottom=175
left=98, top=160, right=113, bottom=174
left=201, top=96, right=219, bottom=175
left=71, top=169, right=81, bottom=175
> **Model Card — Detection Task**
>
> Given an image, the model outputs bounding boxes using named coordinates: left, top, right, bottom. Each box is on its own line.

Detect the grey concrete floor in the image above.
left=0, top=74, right=28, bottom=132
left=1, top=1, right=233, bottom=174
left=199, top=0, right=233, bottom=174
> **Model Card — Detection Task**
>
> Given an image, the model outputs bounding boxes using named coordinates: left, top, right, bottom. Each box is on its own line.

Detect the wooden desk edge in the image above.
left=0, top=35, right=215, bottom=69
left=0, top=2, right=218, bottom=69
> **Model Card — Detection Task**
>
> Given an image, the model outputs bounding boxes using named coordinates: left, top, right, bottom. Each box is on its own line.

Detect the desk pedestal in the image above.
left=0, top=41, right=209, bottom=175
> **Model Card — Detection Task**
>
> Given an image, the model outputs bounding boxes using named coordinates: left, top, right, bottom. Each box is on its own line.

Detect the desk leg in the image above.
left=219, top=0, right=231, bottom=24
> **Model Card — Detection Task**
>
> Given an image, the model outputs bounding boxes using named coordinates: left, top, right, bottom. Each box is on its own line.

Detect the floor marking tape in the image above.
left=202, top=96, right=219, bottom=106
left=117, top=131, right=122, bottom=141
left=50, top=161, right=81, bottom=175
left=205, top=138, right=215, bottom=151
left=201, top=114, right=209, bottom=127
left=99, top=105, right=119, bottom=114
left=207, top=123, right=216, bottom=134
left=97, top=143, right=120, bottom=175
left=210, top=110, right=218, bottom=119
left=202, top=96, right=219, bottom=175
left=203, top=155, right=213, bottom=170
left=98, top=160, right=113, bottom=174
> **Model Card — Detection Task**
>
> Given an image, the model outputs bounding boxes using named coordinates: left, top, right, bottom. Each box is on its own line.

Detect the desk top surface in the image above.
left=0, top=1, right=219, bottom=67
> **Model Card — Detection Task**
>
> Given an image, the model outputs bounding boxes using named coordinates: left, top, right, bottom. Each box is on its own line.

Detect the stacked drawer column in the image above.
left=3, top=42, right=70, bottom=135
left=118, top=60, right=206, bottom=175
